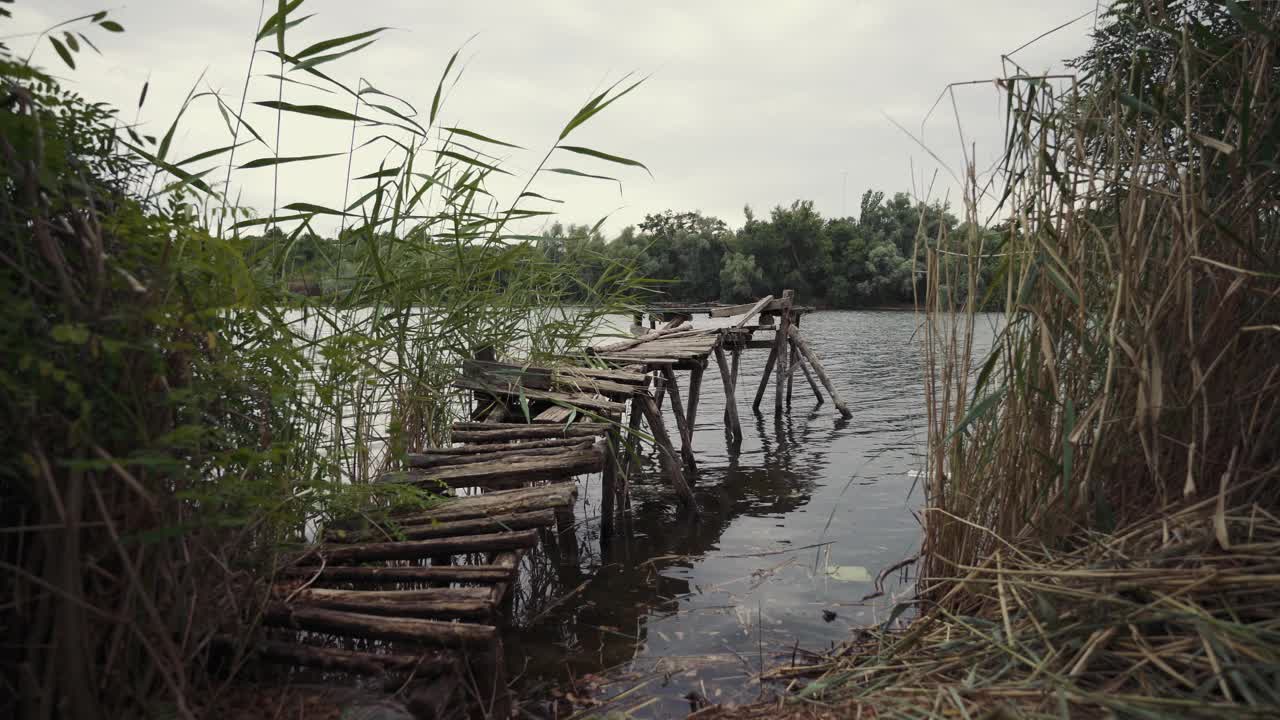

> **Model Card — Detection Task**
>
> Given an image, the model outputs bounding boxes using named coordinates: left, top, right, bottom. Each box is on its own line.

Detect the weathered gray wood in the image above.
left=454, top=377, right=626, bottom=415
left=533, top=405, right=576, bottom=424
left=714, top=346, right=742, bottom=444
left=263, top=605, right=497, bottom=647
left=790, top=338, right=825, bottom=404
left=601, top=428, right=618, bottom=539
left=788, top=326, right=851, bottom=418
left=753, top=341, right=779, bottom=412
left=227, top=637, right=458, bottom=677
left=326, top=510, right=557, bottom=543
left=409, top=437, right=586, bottom=461
left=623, top=394, right=644, bottom=486
left=276, top=564, right=516, bottom=585
left=450, top=423, right=609, bottom=443
left=725, top=346, right=741, bottom=426
left=393, top=483, right=576, bottom=525
left=551, top=364, right=651, bottom=386
left=660, top=366, right=697, bottom=471
left=406, top=440, right=592, bottom=469
left=774, top=289, right=794, bottom=415
left=286, top=587, right=496, bottom=620
left=295, top=530, right=539, bottom=564
left=587, top=355, right=679, bottom=366
left=388, top=446, right=605, bottom=489
left=708, top=295, right=780, bottom=319
left=486, top=550, right=523, bottom=606
left=637, top=395, right=696, bottom=509
left=686, top=364, right=704, bottom=437
left=591, top=319, right=686, bottom=354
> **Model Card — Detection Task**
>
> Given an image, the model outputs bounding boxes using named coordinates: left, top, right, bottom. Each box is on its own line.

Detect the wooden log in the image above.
left=787, top=343, right=798, bottom=405
left=393, top=484, right=576, bottom=525
left=586, top=355, right=679, bottom=366
left=406, top=440, right=592, bottom=469
left=637, top=394, right=696, bottom=509
left=714, top=346, right=742, bottom=444
left=533, top=405, right=576, bottom=424
left=660, top=367, right=697, bottom=471
left=601, top=428, right=617, bottom=539
left=708, top=295, right=780, bottom=319
left=387, top=446, right=605, bottom=489
left=450, top=423, right=609, bottom=443
left=724, top=346, right=741, bottom=426
left=788, top=326, right=852, bottom=418
left=591, top=319, right=685, bottom=354
left=263, top=605, right=496, bottom=647
left=295, top=530, right=539, bottom=565
left=790, top=338, right=824, bottom=404
left=276, top=565, right=516, bottom=585
left=285, top=587, right=495, bottom=620
left=409, top=437, right=587, bottom=461
left=486, top=550, right=523, bottom=607
left=686, top=364, right=704, bottom=437
left=752, top=341, right=779, bottom=412
left=326, top=510, right=557, bottom=543
left=622, top=394, right=644, bottom=487
left=227, top=638, right=457, bottom=677
left=454, top=378, right=626, bottom=415
left=551, top=365, right=651, bottom=386
left=774, top=289, right=794, bottom=415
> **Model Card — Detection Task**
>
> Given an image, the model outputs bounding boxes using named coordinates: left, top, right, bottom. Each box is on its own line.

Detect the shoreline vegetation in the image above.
left=706, top=1, right=1280, bottom=718
left=2, top=0, right=1277, bottom=719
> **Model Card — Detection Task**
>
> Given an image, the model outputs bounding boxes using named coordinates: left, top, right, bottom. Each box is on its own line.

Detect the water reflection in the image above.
left=501, top=311, right=994, bottom=717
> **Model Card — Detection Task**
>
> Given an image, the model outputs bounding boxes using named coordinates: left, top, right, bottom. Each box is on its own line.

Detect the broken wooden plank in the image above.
left=788, top=326, right=851, bottom=418
left=276, top=564, right=517, bottom=585
left=295, top=530, right=539, bottom=564
left=263, top=605, right=497, bottom=647
left=285, top=587, right=496, bottom=621
left=387, top=446, right=605, bottom=489
left=326, top=510, right=557, bottom=543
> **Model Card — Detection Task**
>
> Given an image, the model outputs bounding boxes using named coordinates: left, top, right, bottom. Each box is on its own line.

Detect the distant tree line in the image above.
left=264, top=189, right=1004, bottom=308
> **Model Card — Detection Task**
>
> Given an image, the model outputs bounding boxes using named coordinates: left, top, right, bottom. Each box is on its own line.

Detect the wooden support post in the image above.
left=724, top=347, right=741, bottom=426
left=600, top=428, right=617, bottom=540
left=686, top=363, right=704, bottom=437
left=714, top=346, right=742, bottom=444
left=788, top=326, right=852, bottom=419
left=791, top=339, right=825, bottom=404
left=638, top=394, right=696, bottom=509
left=660, top=367, right=697, bottom=472
left=752, top=342, right=779, bottom=413
left=787, top=344, right=798, bottom=406
left=774, top=289, right=794, bottom=415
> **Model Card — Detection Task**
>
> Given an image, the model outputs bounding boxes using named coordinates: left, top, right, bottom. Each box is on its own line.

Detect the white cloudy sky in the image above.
left=12, top=1, right=1098, bottom=234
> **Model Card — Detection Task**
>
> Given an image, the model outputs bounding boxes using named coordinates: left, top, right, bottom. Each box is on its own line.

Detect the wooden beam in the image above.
left=601, top=428, right=618, bottom=539
left=391, top=483, right=576, bottom=525
left=708, top=295, right=779, bottom=319
left=591, top=319, right=686, bottom=354
left=660, top=367, right=697, bottom=471
left=285, top=587, right=496, bottom=620
left=263, top=605, right=496, bottom=648
left=449, top=422, right=609, bottom=443
left=294, top=530, right=539, bottom=565
left=791, top=339, right=825, bottom=405
left=225, top=637, right=457, bottom=677
left=325, top=510, right=557, bottom=543
left=686, top=364, right=704, bottom=437
left=637, top=394, right=696, bottom=509
left=276, top=565, right=516, bottom=585
left=454, top=377, right=625, bottom=415
left=387, top=446, right=604, bottom=489
left=714, top=346, right=742, bottom=444
left=788, top=326, right=852, bottom=418
left=406, top=440, right=592, bottom=469
left=774, top=289, right=794, bottom=415
left=752, top=341, right=779, bottom=412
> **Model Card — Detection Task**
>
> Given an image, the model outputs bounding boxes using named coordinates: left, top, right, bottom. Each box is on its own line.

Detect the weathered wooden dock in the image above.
left=241, top=291, right=847, bottom=708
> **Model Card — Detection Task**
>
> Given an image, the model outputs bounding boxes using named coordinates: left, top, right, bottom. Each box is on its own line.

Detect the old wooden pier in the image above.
left=248, top=291, right=848, bottom=709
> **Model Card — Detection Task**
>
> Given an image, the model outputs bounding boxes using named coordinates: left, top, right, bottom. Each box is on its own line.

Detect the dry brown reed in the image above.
left=773, top=2, right=1280, bottom=717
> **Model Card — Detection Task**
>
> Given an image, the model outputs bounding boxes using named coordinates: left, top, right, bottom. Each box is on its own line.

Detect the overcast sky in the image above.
left=14, top=1, right=1098, bottom=235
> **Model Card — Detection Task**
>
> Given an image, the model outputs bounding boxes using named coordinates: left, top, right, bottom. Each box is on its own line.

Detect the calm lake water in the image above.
left=502, top=310, right=998, bottom=717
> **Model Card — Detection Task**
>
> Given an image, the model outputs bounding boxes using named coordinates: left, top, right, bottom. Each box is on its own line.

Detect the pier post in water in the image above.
left=773, top=289, right=794, bottom=415
left=788, top=325, right=852, bottom=419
